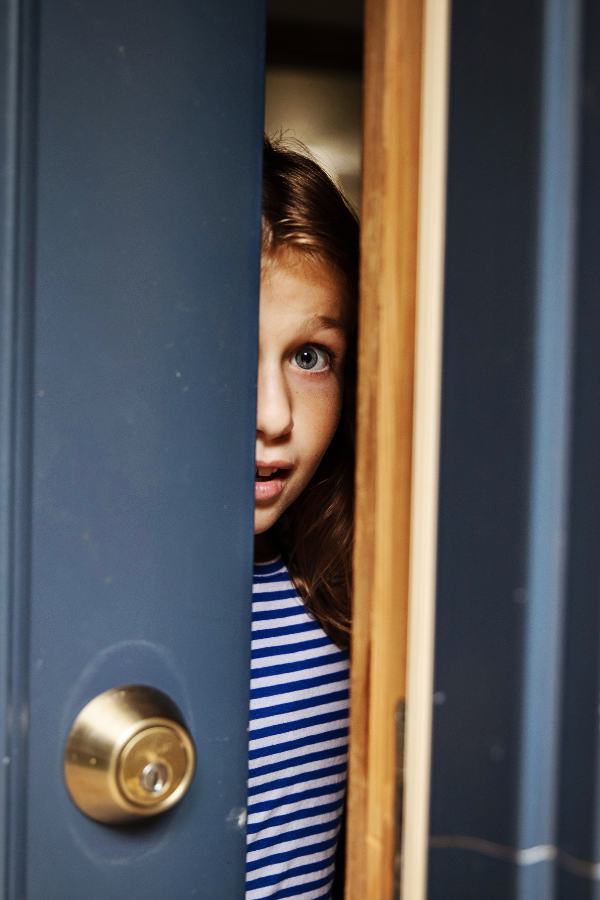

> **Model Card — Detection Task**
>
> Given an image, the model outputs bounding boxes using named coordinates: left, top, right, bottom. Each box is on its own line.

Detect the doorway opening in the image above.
left=264, top=0, right=364, bottom=212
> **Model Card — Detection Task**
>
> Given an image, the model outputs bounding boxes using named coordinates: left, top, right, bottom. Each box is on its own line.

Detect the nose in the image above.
left=256, top=359, right=293, bottom=440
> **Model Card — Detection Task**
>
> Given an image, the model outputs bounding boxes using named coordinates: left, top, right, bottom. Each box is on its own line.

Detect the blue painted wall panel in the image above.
left=428, top=0, right=595, bottom=895
left=556, top=0, right=600, bottom=885
left=430, top=0, right=542, bottom=849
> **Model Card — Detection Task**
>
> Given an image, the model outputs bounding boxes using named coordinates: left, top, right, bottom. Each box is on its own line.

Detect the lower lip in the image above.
left=255, top=472, right=289, bottom=501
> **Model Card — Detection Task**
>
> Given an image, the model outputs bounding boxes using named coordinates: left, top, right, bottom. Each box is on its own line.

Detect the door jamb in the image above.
left=345, top=1, right=451, bottom=897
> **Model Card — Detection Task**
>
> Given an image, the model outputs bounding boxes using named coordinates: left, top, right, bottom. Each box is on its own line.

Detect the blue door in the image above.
left=0, top=0, right=265, bottom=896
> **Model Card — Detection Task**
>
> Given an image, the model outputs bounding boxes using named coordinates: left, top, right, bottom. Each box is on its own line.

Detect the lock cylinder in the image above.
left=64, top=685, right=195, bottom=824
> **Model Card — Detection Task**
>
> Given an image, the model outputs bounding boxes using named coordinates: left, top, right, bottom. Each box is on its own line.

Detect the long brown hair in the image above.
left=262, top=136, right=359, bottom=651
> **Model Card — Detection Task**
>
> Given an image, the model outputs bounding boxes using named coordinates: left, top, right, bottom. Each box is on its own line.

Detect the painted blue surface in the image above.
left=0, top=0, right=265, bottom=897
left=0, top=0, right=39, bottom=897
left=429, top=849, right=517, bottom=900
left=428, top=0, right=595, bottom=896
left=516, top=0, right=581, bottom=885
left=555, top=0, right=600, bottom=894
left=430, top=0, right=543, bottom=853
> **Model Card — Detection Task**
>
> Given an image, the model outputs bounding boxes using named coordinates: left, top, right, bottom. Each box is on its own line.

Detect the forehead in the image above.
left=260, top=252, right=349, bottom=329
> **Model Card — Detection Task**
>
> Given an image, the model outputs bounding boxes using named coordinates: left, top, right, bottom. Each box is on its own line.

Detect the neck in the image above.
left=254, top=532, right=276, bottom=563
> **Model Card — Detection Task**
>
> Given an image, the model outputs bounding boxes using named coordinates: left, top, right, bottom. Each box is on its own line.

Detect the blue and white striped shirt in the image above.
left=245, top=558, right=350, bottom=900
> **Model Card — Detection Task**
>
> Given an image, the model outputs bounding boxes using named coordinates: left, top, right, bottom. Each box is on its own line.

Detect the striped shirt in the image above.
left=246, top=558, right=350, bottom=900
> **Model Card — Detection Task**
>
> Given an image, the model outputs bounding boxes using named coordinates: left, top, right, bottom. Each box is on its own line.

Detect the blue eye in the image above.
left=293, top=346, right=328, bottom=371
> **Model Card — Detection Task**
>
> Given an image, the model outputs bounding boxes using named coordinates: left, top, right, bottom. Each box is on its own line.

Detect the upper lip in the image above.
left=255, top=460, right=293, bottom=470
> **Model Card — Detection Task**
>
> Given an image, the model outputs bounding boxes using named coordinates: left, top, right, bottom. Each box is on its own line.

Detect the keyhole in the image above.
left=139, top=761, right=169, bottom=794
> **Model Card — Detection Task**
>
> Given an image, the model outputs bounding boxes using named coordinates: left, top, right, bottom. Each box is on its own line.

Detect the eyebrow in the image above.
left=297, top=314, right=346, bottom=334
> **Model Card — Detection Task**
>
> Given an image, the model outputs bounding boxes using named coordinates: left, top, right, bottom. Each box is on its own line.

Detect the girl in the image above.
left=246, top=138, right=359, bottom=900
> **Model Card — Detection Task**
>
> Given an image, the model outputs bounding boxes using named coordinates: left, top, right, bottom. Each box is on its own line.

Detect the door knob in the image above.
left=64, top=685, right=195, bottom=824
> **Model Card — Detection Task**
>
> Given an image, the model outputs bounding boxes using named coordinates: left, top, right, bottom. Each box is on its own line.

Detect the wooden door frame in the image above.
left=345, top=1, right=451, bottom=898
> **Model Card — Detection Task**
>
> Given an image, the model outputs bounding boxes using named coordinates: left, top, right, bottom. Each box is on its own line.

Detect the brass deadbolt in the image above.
left=64, top=685, right=195, bottom=824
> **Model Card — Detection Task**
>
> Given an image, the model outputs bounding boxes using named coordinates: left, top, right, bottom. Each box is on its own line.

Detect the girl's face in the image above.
left=255, top=251, right=349, bottom=539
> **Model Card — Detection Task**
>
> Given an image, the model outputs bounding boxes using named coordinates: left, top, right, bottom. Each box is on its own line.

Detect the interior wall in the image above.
left=264, top=0, right=364, bottom=211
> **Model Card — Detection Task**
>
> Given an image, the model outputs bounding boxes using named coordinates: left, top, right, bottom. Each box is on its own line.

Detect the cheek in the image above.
left=295, top=381, right=343, bottom=467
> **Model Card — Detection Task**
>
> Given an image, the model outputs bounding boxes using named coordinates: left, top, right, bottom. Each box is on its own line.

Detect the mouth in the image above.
left=255, top=465, right=281, bottom=480
left=255, top=464, right=291, bottom=501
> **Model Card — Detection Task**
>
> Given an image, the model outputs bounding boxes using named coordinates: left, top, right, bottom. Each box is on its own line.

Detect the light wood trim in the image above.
left=346, top=0, right=424, bottom=897
left=402, top=0, right=451, bottom=897
left=347, top=0, right=450, bottom=897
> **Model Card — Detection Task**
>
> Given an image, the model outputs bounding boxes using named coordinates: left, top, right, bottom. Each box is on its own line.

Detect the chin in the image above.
left=254, top=509, right=280, bottom=535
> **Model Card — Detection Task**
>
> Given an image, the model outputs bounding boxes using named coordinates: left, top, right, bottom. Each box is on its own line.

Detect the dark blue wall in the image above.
left=428, top=0, right=599, bottom=895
